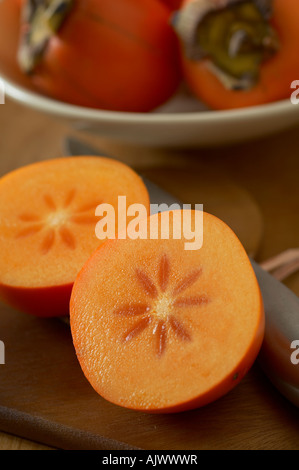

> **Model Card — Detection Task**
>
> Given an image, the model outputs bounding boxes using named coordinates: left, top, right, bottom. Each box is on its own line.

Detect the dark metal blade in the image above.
left=63, top=137, right=184, bottom=211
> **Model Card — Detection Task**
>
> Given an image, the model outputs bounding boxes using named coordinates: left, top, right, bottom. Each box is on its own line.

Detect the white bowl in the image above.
left=1, top=70, right=298, bottom=148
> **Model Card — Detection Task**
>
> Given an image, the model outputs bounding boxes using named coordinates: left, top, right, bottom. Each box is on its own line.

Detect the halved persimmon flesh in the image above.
left=70, top=210, right=264, bottom=413
left=0, top=157, right=149, bottom=317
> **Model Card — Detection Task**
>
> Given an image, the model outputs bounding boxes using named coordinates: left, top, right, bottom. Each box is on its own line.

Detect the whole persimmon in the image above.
left=173, top=0, right=299, bottom=109
left=0, top=0, right=181, bottom=111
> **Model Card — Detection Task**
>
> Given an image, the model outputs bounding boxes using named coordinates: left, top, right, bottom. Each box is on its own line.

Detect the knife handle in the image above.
left=261, top=249, right=299, bottom=281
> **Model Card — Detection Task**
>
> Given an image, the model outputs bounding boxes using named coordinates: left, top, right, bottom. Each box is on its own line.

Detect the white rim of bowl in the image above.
left=1, top=72, right=296, bottom=124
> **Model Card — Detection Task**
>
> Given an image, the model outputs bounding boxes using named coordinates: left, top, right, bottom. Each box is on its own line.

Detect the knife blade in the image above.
left=63, top=137, right=184, bottom=211
left=63, top=136, right=299, bottom=407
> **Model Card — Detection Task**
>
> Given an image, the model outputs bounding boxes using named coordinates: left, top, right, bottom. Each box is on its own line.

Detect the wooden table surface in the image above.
left=0, top=98, right=299, bottom=450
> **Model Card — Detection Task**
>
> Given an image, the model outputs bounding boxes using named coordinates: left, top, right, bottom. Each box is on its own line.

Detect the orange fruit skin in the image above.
left=0, top=0, right=33, bottom=87
left=0, top=282, right=72, bottom=318
left=70, top=211, right=265, bottom=413
left=160, top=0, right=183, bottom=11
left=4, top=0, right=182, bottom=111
left=179, top=0, right=299, bottom=109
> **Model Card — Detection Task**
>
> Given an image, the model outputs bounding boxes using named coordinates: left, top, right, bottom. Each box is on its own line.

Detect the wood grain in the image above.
left=0, top=432, right=53, bottom=450
left=1, top=302, right=299, bottom=450
left=0, top=98, right=299, bottom=450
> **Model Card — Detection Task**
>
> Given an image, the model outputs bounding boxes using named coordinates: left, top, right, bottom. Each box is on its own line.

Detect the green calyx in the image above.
left=198, top=1, right=279, bottom=86
left=174, top=0, right=279, bottom=90
left=18, top=0, right=74, bottom=74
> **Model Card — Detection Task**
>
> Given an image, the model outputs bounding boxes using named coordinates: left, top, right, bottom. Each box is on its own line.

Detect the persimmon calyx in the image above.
left=18, top=0, right=74, bottom=74
left=173, top=0, right=279, bottom=90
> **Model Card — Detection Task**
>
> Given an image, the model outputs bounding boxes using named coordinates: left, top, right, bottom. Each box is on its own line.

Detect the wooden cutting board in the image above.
left=1, top=301, right=299, bottom=450
left=1, top=99, right=299, bottom=450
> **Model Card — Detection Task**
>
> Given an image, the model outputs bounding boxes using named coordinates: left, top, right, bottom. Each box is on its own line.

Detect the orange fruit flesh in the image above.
left=70, top=211, right=264, bottom=413
left=0, top=156, right=149, bottom=316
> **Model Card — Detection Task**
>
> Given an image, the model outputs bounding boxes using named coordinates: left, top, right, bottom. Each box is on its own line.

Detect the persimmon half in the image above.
left=70, top=210, right=264, bottom=413
left=173, top=0, right=299, bottom=109
left=0, top=157, right=149, bottom=317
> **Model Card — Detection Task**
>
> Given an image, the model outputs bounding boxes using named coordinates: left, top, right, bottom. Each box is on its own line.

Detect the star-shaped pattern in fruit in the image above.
left=15, top=189, right=100, bottom=255
left=114, top=254, right=210, bottom=357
